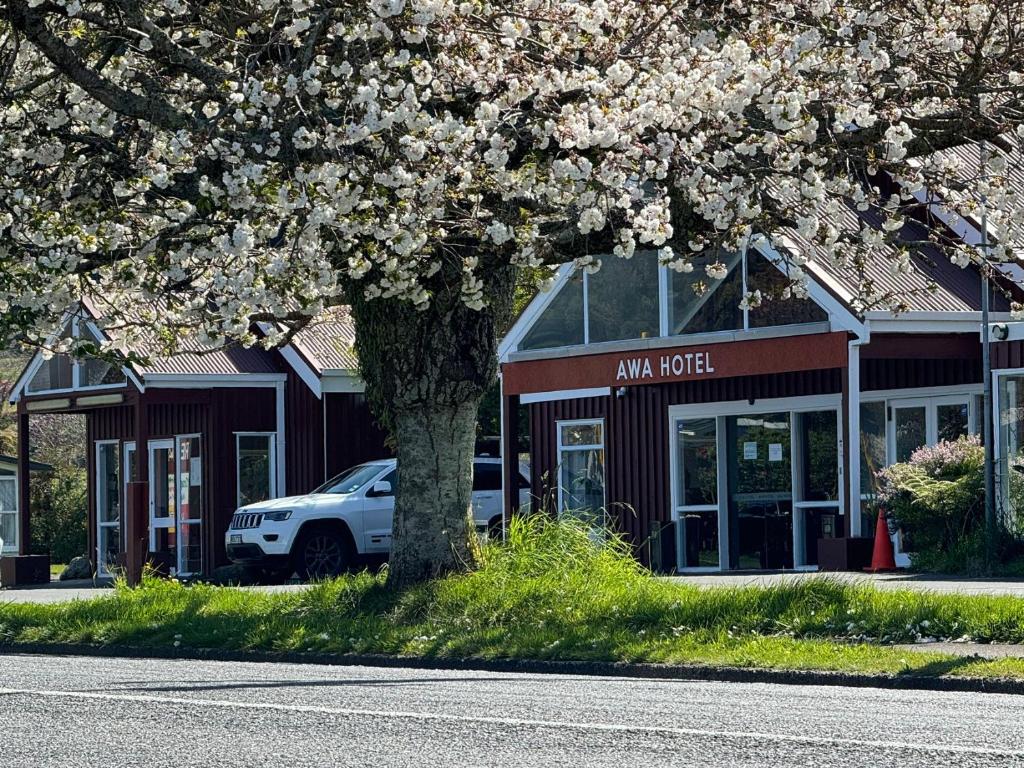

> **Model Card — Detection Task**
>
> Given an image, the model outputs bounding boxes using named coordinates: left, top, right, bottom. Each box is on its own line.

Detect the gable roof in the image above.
left=289, top=306, right=359, bottom=373
left=785, top=206, right=1012, bottom=314
left=0, top=454, right=52, bottom=472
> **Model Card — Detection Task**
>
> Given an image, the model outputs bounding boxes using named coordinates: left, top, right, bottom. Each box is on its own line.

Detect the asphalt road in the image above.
left=1, top=655, right=1023, bottom=767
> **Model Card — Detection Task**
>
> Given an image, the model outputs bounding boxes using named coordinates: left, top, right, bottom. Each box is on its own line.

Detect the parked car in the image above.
left=225, top=457, right=531, bottom=579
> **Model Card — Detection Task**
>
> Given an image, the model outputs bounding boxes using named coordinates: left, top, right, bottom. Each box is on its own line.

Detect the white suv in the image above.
left=225, top=457, right=531, bottom=579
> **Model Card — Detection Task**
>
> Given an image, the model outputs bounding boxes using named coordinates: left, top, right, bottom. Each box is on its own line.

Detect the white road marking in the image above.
left=0, top=686, right=1020, bottom=757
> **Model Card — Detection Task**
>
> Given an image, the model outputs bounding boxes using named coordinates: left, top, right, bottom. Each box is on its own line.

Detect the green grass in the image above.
left=1, top=517, right=1023, bottom=681
left=49, top=564, right=65, bottom=579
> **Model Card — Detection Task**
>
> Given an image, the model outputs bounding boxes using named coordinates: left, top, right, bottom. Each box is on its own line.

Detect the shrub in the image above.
left=29, top=466, right=88, bottom=565
left=876, top=436, right=984, bottom=556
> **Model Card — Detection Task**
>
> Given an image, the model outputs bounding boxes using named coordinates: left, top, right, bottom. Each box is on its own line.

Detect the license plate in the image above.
left=230, top=534, right=242, bottom=544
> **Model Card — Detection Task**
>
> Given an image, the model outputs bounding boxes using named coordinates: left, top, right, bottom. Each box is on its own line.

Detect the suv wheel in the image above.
left=293, top=527, right=350, bottom=580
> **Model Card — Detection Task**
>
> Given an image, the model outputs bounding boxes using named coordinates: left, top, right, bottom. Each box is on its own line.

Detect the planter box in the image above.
left=0, top=554, right=51, bottom=587
left=817, top=537, right=875, bottom=572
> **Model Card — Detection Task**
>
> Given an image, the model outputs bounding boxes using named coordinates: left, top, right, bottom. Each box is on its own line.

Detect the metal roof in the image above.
left=788, top=205, right=1011, bottom=313
left=290, top=307, right=359, bottom=373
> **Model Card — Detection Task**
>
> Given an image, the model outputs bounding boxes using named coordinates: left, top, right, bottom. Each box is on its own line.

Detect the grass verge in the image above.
left=1, top=518, right=1023, bottom=681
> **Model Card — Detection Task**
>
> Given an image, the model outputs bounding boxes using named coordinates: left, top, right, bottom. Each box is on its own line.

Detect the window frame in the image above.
left=234, top=432, right=278, bottom=509
left=555, top=418, right=607, bottom=520
left=0, top=475, right=18, bottom=555
left=512, top=246, right=832, bottom=354
left=25, top=316, right=128, bottom=395
left=95, top=439, right=122, bottom=577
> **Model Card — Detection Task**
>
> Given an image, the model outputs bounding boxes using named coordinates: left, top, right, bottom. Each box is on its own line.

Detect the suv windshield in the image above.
left=313, top=464, right=388, bottom=495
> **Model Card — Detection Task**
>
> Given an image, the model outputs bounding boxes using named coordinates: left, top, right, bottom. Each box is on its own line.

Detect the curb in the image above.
left=2, top=642, right=1023, bottom=695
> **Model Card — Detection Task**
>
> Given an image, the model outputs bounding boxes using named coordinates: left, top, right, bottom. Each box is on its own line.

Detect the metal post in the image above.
left=980, top=140, right=997, bottom=565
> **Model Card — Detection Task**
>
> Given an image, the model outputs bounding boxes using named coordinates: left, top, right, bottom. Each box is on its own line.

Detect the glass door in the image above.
left=95, top=441, right=121, bottom=577
left=177, top=435, right=203, bottom=575
left=673, top=418, right=720, bottom=570
left=793, top=411, right=841, bottom=567
left=148, top=439, right=177, bottom=573
left=727, top=413, right=793, bottom=570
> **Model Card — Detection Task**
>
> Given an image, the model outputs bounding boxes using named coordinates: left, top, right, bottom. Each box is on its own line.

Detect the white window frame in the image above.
left=859, top=385, right=982, bottom=483
left=147, top=438, right=176, bottom=556
left=668, top=395, right=844, bottom=573
left=95, top=440, right=122, bottom=577
left=235, top=432, right=278, bottom=509
left=991, top=369, right=1024, bottom=522
left=175, top=434, right=203, bottom=576
left=0, top=475, right=18, bottom=554
left=24, top=316, right=128, bottom=396
left=555, top=419, right=606, bottom=521
left=669, top=417, right=722, bottom=573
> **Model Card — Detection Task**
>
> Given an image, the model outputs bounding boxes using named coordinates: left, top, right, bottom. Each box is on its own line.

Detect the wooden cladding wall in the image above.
left=324, top=393, right=391, bottom=478
left=285, top=370, right=325, bottom=495
left=861, top=357, right=982, bottom=391
left=528, top=369, right=844, bottom=568
left=994, top=340, right=1024, bottom=370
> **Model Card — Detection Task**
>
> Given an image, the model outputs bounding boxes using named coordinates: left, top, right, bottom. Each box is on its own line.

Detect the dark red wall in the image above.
left=527, top=368, right=844, bottom=568
left=285, top=369, right=325, bottom=495
left=324, top=392, right=390, bottom=478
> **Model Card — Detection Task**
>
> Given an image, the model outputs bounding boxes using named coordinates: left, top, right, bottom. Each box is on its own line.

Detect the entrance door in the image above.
left=176, top=435, right=203, bottom=575
left=148, top=439, right=177, bottom=573
left=96, top=441, right=121, bottom=577
left=727, top=413, right=793, bottom=570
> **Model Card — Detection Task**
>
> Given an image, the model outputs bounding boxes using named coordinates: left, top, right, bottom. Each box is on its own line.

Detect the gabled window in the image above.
left=25, top=317, right=127, bottom=395
left=516, top=248, right=829, bottom=353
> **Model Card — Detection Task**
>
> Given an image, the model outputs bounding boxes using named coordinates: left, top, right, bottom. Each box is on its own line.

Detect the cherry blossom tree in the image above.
left=0, top=0, right=1022, bottom=585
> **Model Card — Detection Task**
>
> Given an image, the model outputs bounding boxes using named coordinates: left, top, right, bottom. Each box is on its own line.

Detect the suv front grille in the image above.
left=231, top=512, right=264, bottom=530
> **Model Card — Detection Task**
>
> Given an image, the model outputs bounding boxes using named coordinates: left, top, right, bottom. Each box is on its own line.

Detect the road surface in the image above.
left=0, top=654, right=1022, bottom=766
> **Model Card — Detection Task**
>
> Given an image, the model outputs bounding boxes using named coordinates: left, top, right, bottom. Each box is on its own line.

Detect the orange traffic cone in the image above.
left=864, top=507, right=897, bottom=573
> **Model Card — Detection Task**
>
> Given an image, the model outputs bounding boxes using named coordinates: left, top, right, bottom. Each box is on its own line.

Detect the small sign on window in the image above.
left=743, top=442, right=758, bottom=460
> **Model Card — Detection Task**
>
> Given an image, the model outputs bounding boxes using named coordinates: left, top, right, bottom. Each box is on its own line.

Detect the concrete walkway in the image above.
left=669, top=571, right=1024, bottom=597
left=5, top=571, right=1024, bottom=604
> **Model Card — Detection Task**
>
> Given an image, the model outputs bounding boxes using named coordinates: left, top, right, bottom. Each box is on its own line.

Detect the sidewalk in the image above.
left=669, top=571, right=1024, bottom=597
left=5, top=571, right=1024, bottom=604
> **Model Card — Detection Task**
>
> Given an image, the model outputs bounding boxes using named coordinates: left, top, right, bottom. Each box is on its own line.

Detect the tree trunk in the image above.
left=347, top=260, right=515, bottom=589
left=389, top=400, right=481, bottom=585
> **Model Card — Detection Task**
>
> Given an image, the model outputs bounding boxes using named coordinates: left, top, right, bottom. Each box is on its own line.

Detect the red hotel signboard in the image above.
left=502, top=331, right=850, bottom=395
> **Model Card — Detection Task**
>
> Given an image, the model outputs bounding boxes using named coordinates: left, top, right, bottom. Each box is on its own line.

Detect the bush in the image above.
left=877, top=436, right=984, bottom=555
left=29, top=466, right=88, bottom=564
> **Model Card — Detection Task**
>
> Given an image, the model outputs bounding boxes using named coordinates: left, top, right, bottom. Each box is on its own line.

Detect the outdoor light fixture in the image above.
left=992, top=323, right=1010, bottom=341
left=616, top=386, right=628, bottom=398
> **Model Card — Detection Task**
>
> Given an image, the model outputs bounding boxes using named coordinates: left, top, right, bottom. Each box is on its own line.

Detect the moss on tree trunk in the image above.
left=348, top=263, right=515, bottom=588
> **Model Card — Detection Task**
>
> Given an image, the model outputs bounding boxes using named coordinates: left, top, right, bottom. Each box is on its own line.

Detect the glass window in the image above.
left=96, top=442, right=121, bottom=574
left=894, top=406, right=927, bottom=463
left=82, top=356, right=125, bottom=387
left=558, top=421, right=605, bottom=525
left=0, top=477, right=17, bottom=553
left=999, top=376, right=1024, bottom=526
left=860, top=401, right=886, bottom=495
left=800, top=411, right=839, bottom=502
left=675, top=417, right=719, bottom=569
left=668, top=250, right=744, bottom=336
left=676, top=418, right=717, bottom=506
left=560, top=421, right=603, bottom=447
left=747, top=256, right=828, bottom=328
left=472, top=462, right=503, bottom=492
left=315, top=463, right=390, bottom=495
left=586, top=253, right=660, bottom=343
left=178, top=437, right=202, bottom=575
left=28, top=353, right=73, bottom=392
left=937, top=402, right=969, bottom=443
left=519, top=272, right=584, bottom=351
left=237, top=434, right=275, bottom=507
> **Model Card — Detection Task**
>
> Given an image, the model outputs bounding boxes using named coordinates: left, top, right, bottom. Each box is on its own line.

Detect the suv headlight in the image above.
left=263, top=511, right=292, bottom=522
